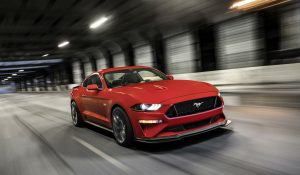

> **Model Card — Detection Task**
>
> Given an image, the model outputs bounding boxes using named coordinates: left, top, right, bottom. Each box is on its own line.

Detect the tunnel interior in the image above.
left=0, top=0, right=300, bottom=175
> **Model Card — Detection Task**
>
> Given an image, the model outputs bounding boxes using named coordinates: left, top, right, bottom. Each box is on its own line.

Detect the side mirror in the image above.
left=166, top=75, right=174, bottom=80
left=87, top=84, right=100, bottom=91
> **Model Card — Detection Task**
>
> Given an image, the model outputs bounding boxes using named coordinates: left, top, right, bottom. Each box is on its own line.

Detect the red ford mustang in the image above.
left=70, top=66, right=231, bottom=146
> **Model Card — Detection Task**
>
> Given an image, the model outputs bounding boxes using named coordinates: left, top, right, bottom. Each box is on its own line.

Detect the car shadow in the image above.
left=133, top=128, right=234, bottom=153
left=84, top=122, right=234, bottom=152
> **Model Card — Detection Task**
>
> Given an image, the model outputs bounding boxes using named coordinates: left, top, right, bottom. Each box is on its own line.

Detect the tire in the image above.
left=112, top=107, right=134, bottom=147
left=71, top=101, right=84, bottom=127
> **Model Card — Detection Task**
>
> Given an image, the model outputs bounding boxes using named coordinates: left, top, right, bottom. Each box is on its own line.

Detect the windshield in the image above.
left=104, top=68, right=168, bottom=88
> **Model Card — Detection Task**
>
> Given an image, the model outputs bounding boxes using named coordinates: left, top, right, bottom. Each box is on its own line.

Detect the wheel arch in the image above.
left=110, top=104, right=135, bottom=131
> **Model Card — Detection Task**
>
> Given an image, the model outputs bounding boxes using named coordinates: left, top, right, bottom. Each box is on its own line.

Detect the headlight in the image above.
left=132, top=104, right=162, bottom=111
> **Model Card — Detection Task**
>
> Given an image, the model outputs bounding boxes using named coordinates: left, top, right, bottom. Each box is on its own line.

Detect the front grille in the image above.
left=165, top=96, right=222, bottom=118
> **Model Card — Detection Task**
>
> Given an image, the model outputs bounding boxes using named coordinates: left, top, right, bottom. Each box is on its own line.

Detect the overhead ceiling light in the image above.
left=58, top=41, right=70, bottom=48
left=230, top=0, right=256, bottom=9
left=12, top=73, right=17, bottom=76
left=89, top=17, right=108, bottom=29
left=230, top=0, right=290, bottom=10
left=42, top=54, right=49, bottom=57
left=4, top=79, right=8, bottom=81
left=7, top=77, right=12, bottom=79
left=19, top=70, right=24, bottom=72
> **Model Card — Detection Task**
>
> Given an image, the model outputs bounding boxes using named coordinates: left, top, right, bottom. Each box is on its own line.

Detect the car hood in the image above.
left=111, top=80, right=218, bottom=103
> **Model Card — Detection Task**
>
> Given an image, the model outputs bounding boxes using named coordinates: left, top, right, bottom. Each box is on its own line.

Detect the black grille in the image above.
left=166, top=96, right=222, bottom=118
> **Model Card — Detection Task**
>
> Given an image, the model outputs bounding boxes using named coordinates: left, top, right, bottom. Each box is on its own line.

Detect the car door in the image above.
left=83, top=74, right=109, bottom=126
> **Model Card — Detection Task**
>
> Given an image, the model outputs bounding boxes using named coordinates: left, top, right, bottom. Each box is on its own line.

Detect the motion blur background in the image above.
left=0, top=0, right=300, bottom=175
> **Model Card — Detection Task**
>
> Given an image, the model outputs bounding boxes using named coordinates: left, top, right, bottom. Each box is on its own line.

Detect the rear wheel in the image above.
left=112, top=107, right=134, bottom=147
left=71, top=101, right=84, bottom=127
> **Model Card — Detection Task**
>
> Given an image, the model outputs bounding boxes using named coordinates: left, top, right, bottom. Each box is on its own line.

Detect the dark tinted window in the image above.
left=88, top=74, right=103, bottom=88
left=83, top=74, right=102, bottom=88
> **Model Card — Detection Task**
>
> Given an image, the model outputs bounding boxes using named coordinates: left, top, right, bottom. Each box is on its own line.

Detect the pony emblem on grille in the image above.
left=193, top=102, right=204, bottom=108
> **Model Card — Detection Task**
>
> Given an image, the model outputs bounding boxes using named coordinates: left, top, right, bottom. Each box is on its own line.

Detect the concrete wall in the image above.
left=174, top=63, right=300, bottom=85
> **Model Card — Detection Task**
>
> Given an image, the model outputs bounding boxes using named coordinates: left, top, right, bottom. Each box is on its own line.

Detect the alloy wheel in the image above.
left=112, top=113, right=126, bottom=143
left=71, top=102, right=78, bottom=125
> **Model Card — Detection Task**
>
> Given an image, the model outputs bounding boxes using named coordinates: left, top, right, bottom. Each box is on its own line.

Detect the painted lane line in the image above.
left=72, top=136, right=131, bottom=173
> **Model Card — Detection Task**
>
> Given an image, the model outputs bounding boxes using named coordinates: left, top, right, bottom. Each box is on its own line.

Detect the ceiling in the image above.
left=0, top=0, right=235, bottom=61
left=2, top=0, right=265, bottom=83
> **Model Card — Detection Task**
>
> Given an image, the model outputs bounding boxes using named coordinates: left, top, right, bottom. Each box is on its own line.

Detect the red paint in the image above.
left=71, top=66, right=227, bottom=140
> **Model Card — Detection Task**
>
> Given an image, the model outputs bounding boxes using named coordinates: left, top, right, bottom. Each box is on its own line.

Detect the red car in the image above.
left=70, top=66, right=231, bottom=146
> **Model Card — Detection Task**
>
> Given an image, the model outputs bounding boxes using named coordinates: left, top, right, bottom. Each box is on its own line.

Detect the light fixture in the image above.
left=132, top=104, right=162, bottom=111
left=12, top=73, right=17, bottom=76
left=230, top=0, right=290, bottom=10
left=7, top=77, right=12, bottom=79
left=42, top=54, right=49, bottom=57
left=4, top=79, right=8, bottom=81
left=89, top=17, right=108, bottom=29
left=58, top=41, right=70, bottom=48
left=19, top=70, right=24, bottom=72
left=230, top=0, right=256, bottom=9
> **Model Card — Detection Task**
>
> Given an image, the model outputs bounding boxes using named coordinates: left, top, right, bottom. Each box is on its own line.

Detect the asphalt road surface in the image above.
left=0, top=92, right=299, bottom=175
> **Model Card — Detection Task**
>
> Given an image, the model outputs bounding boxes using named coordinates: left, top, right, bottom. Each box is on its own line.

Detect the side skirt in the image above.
left=84, top=120, right=113, bottom=133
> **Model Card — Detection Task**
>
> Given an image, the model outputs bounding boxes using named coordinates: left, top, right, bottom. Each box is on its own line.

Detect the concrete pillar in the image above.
left=30, top=79, right=35, bottom=91
left=49, top=69, right=56, bottom=91
left=72, top=60, right=82, bottom=84
left=192, top=28, right=202, bottom=72
left=57, top=65, right=63, bottom=91
left=65, top=60, right=74, bottom=84
left=103, top=49, right=113, bottom=68
left=79, top=60, right=85, bottom=81
left=198, top=24, right=217, bottom=71
left=24, top=79, right=28, bottom=91
left=123, top=43, right=135, bottom=66
left=15, top=81, right=21, bottom=92
left=259, top=10, right=280, bottom=65
left=150, top=33, right=167, bottom=73
left=43, top=76, right=48, bottom=91
left=88, top=54, right=98, bottom=72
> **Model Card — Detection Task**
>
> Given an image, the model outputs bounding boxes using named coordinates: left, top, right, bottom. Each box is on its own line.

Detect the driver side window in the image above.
left=89, top=74, right=103, bottom=89
left=82, top=74, right=102, bottom=88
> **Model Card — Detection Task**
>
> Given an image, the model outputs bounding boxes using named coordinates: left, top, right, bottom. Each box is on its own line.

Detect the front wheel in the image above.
left=112, top=107, right=134, bottom=147
left=71, top=101, right=84, bottom=127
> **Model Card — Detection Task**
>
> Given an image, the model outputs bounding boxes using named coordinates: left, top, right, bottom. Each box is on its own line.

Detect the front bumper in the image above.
left=136, top=119, right=231, bottom=143
left=127, top=93, right=228, bottom=142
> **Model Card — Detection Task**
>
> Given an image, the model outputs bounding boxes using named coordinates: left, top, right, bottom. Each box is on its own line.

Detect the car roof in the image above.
left=98, top=66, right=151, bottom=74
